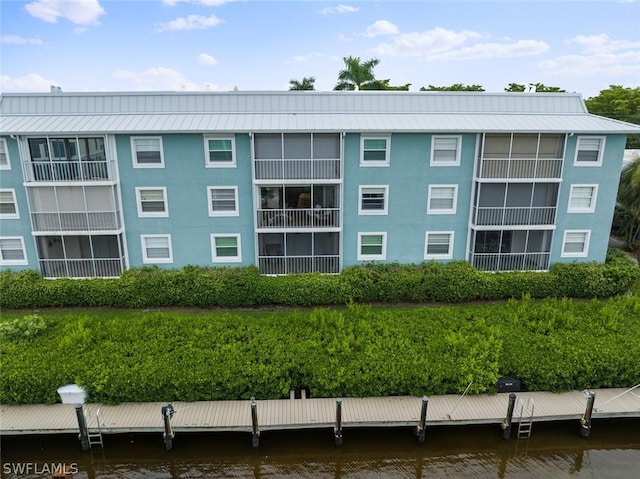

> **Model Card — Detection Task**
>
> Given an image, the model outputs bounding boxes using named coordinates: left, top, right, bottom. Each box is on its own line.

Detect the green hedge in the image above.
left=1, top=297, right=639, bottom=404
left=1, top=250, right=638, bottom=309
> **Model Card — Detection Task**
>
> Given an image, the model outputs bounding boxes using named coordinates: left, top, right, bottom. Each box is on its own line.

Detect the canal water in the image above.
left=2, top=419, right=639, bottom=478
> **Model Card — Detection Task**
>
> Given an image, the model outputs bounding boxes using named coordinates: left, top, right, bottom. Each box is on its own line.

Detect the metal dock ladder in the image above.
left=517, top=398, right=535, bottom=439
left=87, top=408, right=104, bottom=449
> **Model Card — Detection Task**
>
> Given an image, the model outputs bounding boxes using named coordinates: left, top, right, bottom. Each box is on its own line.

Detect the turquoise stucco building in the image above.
left=1, top=90, right=639, bottom=277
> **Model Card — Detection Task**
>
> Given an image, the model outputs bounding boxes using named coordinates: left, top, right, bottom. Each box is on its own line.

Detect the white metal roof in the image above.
left=1, top=91, right=639, bottom=135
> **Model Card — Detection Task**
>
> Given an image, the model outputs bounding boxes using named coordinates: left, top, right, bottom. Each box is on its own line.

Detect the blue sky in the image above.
left=1, top=0, right=639, bottom=97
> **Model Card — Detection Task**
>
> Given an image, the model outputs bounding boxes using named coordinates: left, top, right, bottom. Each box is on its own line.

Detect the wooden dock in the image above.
left=1, top=388, right=639, bottom=436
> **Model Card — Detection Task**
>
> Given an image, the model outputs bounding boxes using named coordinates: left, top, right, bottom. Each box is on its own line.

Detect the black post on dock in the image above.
left=161, top=403, right=175, bottom=451
left=580, top=390, right=596, bottom=438
left=334, top=398, right=343, bottom=446
left=501, top=393, right=517, bottom=440
left=74, top=404, right=90, bottom=451
left=250, top=397, right=260, bottom=448
left=416, top=396, right=429, bottom=444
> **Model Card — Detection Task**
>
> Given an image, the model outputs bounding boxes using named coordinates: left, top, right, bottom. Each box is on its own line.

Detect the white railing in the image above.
left=471, top=253, right=550, bottom=271
left=255, top=159, right=340, bottom=180
left=31, top=211, right=121, bottom=231
left=39, top=258, right=124, bottom=278
left=258, top=255, right=340, bottom=274
left=473, top=206, right=556, bottom=226
left=25, top=161, right=111, bottom=182
left=257, top=208, right=340, bottom=228
left=479, top=158, right=562, bottom=179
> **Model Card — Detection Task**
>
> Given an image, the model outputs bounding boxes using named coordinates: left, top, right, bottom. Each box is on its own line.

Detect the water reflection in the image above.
left=2, top=420, right=638, bottom=478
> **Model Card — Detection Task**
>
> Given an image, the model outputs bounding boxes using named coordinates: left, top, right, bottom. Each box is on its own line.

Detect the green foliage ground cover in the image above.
left=1, top=296, right=639, bottom=405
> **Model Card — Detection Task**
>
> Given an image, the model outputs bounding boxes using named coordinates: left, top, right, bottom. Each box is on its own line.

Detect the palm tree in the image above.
left=334, top=56, right=380, bottom=91
left=614, top=155, right=640, bottom=260
left=289, top=77, right=316, bottom=91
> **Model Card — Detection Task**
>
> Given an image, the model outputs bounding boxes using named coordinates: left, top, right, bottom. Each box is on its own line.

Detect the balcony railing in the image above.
left=25, top=161, right=111, bottom=182
left=31, top=211, right=121, bottom=232
left=255, top=159, right=340, bottom=180
left=258, top=255, right=340, bottom=274
left=471, top=252, right=550, bottom=271
left=39, top=258, right=124, bottom=278
left=478, top=158, right=562, bottom=179
left=473, top=206, right=556, bottom=226
left=257, top=208, right=340, bottom=228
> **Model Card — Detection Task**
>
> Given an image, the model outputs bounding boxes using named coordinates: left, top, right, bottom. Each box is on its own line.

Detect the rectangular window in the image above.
left=205, top=136, right=235, bottom=167
left=0, top=138, right=10, bottom=169
left=136, top=187, right=168, bottom=217
left=131, top=137, right=164, bottom=168
left=0, top=237, right=27, bottom=265
left=141, top=235, right=173, bottom=263
left=361, top=135, right=390, bottom=166
left=425, top=232, right=454, bottom=260
left=431, top=136, right=461, bottom=166
left=359, top=185, right=389, bottom=215
left=562, top=230, right=590, bottom=257
left=211, top=234, right=242, bottom=263
left=568, top=185, right=598, bottom=213
left=0, top=189, right=19, bottom=218
left=357, top=232, right=387, bottom=260
left=574, top=137, right=604, bottom=166
left=208, top=186, right=239, bottom=216
left=428, top=185, right=458, bottom=214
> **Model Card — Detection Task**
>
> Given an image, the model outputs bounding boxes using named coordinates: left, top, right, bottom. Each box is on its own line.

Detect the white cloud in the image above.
left=0, top=73, right=58, bottom=92
left=1, top=35, right=44, bottom=45
left=365, top=20, right=398, bottom=38
left=431, top=40, right=549, bottom=61
left=113, top=67, right=210, bottom=91
left=157, top=14, right=223, bottom=32
left=317, top=4, right=359, bottom=15
left=164, top=0, right=233, bottom=5
left=198, top=53, right=218, bottom=65
left=24, top=0, right=105, bottom=25
left=539, top=34, right=640, bottom=78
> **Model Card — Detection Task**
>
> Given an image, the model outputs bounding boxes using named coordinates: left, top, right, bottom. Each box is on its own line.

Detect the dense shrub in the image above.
left=1, top=297, right=639, bottom=404
left=1, top=250, right=638, bottom=309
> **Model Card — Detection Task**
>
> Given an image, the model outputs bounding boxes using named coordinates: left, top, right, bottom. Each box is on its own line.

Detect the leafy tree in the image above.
left=614, top=156, right=640, bottom=261
left=505, top=82, right=566, bottom=93
left=420, top=84, right=485, bottom=91
left=367, top=79, right=411, bottom=91
left=289, top=77, right=316, bottom=91
left=334, top=56, right=380, bottom=91
left=585, top=85, right=640, bottom=148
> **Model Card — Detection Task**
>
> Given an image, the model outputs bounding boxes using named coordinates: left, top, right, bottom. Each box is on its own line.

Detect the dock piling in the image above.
left=161, top=403, right=175, bottom=451
left=250, top=397, right=260, bottom=448
left=416, top=396, right=429, bottom=444
left=580, top=390, right=596, bottom=438
left=75, top=405, right=90, bottom=451
left=501, top=393, right=517, bottom=440
left=334, top=398, right=343, bottom=446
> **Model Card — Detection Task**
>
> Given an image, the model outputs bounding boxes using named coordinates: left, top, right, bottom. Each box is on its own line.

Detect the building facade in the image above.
left=1, top=91, right=638, bottom=278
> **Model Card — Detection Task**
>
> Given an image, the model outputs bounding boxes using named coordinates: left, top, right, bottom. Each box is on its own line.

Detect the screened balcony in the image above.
left=470, top=229, right=552, bottom=271
left=258, top=232, right=340, bottom=274
left=254, top=133, right=341, bottom=180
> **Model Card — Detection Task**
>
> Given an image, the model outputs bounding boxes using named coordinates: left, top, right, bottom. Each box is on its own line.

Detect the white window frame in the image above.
left=357, top=232, right=387, bottom=261
left=211, top=234, right=242, bottom=263
left=360, top=135, right=390, bottom=167
left=424, top=231, right=454, bottom=260
left=131, top=136, right=164, bottom=168
left=561, top=230, right=590, bottom=257
left=358, top=185, right=389, bottom=215
left=0, top=189, right=19, bottom=219
left=427, top=184, right=458, bottom=214
left=204, top=135, right=236, bottom=168
left=0, top=138, right=10, bottom=170
left=141, top=234, right=173, bottom=264
left=207, top=186, right=239, bottom=217
left=431, top=135, right=461, bottom=166
left=135, top=187, right=169, bottom=218
left=0, top=237, right=27, bottom=265
left=574, top=136, right=605, bottom=167
left=567, top=184, right=598, bottom=213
